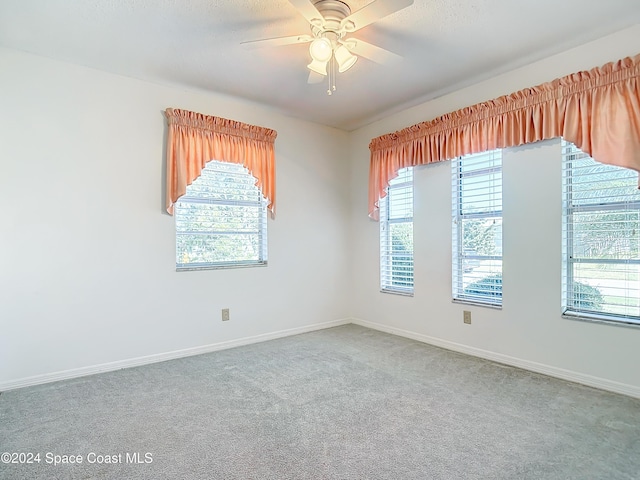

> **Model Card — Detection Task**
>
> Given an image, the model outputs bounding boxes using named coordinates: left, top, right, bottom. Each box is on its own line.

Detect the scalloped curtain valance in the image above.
left=368, top=53, right=640, bottom=220
left=165, top=108, right=277, bottom=217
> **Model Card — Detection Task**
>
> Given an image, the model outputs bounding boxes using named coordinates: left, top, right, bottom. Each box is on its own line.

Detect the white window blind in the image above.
left=380, top=167, right=414, bottom=294
left=175, top=160, right=268, bottom=270
left=452, top=150, right=503, bottom=306
left=562, top=141, right=640, bottom=325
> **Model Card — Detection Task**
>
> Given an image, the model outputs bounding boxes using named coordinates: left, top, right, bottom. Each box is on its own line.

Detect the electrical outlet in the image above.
left=463, top=310, right=471, bottom=324
left=222, top=308, right=230, bottom=321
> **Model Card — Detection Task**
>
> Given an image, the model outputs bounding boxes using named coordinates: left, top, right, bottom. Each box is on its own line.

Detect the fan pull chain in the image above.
left=327, top=55, right=336, bottom=95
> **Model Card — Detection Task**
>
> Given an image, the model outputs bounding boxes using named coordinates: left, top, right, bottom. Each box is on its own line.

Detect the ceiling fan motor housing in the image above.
left=311, top=0, right=354, bottom=41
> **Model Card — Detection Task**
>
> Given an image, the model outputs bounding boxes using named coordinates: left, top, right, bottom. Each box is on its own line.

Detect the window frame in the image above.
left=379, top=167, right=414, bottom=296
left=452, top=149, right=503, bottom=308
left=561, top=141, right=640, bottom=326
left=174, top=160, right=268, bottom=271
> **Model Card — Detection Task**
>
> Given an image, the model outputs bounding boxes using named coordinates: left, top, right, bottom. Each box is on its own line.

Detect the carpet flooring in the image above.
left=1, top=324, right=639, bottom=479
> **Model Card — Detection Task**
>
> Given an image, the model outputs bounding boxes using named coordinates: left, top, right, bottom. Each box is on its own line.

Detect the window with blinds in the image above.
left=175, top=160, right=268, bottom=270
left=380, top=167, right=414, bottom=295
left=562, top=141, right=640, bottom=325
left=452, top=150, right=503, bottom=306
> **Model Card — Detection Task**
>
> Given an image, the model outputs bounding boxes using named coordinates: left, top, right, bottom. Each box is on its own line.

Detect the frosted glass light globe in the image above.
left=309, top=37, right=332, bottom=62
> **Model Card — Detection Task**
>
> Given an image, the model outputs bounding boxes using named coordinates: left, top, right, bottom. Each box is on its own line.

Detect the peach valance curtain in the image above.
left=368, top=53, right=640, bottom=220
left=165, top=108, right=277, bottom=217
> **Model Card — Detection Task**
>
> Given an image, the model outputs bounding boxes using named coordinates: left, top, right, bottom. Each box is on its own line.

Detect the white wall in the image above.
left=348, top=25, right=640, bottom=396
left=0, top=47, right=351, bottom=388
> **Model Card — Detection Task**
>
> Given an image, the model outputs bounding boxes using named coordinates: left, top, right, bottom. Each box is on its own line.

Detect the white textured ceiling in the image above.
left=1, top=0, right=640, bottom=130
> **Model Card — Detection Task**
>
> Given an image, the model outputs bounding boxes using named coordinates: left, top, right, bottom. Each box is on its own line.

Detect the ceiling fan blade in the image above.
left=344, top=38, right=402, bottom=65
left=308, top=71, right=325, bottom=84
left=288, top=0, right=325, bottom=27
left=241, top=34, right=313, bottom=49
left=340, top=0, right=414, bottom=32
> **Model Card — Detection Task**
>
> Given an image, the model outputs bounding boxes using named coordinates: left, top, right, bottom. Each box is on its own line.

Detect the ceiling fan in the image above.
left=242, top=0, right=414, bottom=94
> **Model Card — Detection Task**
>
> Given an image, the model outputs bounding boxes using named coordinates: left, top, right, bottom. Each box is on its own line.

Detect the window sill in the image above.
left=381, top=288, right=414, bottom=297
left=177, top=262, right=267, bottom=272
left=562, top=311, right=640, bottom=329
left=452, top=298, right=502, bottom=310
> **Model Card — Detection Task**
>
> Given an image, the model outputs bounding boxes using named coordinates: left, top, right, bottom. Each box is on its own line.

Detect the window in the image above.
left=175, top=160, right=268, bottom=270
left=452, top=150, right=503, bottom=306
left=380, top=167, right=414, bottom=294
left=562, top=141, right=640, bottom=325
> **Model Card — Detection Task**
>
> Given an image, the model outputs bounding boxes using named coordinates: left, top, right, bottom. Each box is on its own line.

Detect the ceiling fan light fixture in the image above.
left=334, top=45, right=357, bottom=73
left=307, top=58, right=328, bottom=76
left=308, top=37, right=333, bottom=62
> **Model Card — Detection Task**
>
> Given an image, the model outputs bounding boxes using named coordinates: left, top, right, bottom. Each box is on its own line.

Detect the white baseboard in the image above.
left=5, top=317, right=639, bottom=399
left=0, top=318, right=351, bottom=392
left=350, top=317, right=640, bottom=399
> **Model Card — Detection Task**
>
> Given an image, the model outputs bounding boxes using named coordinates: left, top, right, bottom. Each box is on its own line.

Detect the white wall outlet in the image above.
left=222, top=308, right=230, bottom=321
